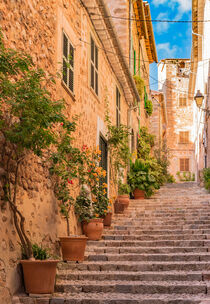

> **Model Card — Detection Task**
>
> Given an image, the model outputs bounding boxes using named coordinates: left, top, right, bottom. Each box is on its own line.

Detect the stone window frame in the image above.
left=116, top=86, right=121, bottom=127
left=180, top=158, right=190, bottom=172
left=90, top=36, right=99, bottom=96
left=179, top=131, right=190, bottom=144
left=62, top=31, right=74, bottom=94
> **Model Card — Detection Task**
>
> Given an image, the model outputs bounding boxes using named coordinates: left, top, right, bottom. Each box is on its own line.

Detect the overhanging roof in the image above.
left=81, top=0, right=140, bottom=105
left=133, top=0, right=158, bottom=63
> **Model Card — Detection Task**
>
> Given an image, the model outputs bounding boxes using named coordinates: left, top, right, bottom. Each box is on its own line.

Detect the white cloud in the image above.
left=156, top=12, right=170, bottom=34
left=157, top=43, right=178, bottom=58
left=152, top=0, right=191, bottom=19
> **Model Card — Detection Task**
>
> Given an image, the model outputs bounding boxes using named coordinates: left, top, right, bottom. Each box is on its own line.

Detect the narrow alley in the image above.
left=15, top=183, right=210, bottom=304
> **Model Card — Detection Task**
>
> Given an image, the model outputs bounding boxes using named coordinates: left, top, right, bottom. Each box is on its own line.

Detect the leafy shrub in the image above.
left=203, top=168, right=210, bottom=191
left=133, top=75, right=144, bottom=98
left=118, top=183, right=130, bottom=195
left=22, top=244, right=49, bottom=260
left=176, top=171, right=195, bottom=182
left=145, top=99, right=153, bottom=116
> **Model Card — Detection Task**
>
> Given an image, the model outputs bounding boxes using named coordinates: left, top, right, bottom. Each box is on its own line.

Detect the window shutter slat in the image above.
left=91, top=38, right=94, bottom=63
left=91, top=64, right=94, bottom=89
left=95, top=71, right=98, bottom=95
left=63, top=58, right=68, bottom=84
left=70, top=44, right=74, bottom=68
left=63, top=34, right=68, bottom=58
left=69, top=69, right=74, bottom=92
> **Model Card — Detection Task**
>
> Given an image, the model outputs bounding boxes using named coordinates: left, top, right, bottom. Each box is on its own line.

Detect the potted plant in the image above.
left=114, top=182, right=130, bottom=213
left=75, top=146, right=109, bottom=240
left=0, top=36, right=63, bottom=293
left=21, top=244, right=59, bottom=294
left=128, top=159, right=159, bottom=199
left=49, top=124, right=87, bottom=262
left=103, top=199, right=113, bottom=226
left=105, top=101, right=131, bottom=212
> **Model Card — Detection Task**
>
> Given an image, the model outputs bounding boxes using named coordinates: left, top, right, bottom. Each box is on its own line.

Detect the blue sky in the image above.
left=148, top=0, right=192, bottom=90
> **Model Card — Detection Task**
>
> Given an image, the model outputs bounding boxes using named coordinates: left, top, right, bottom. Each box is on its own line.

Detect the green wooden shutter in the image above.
left=144, top=86, right=147, bottom=108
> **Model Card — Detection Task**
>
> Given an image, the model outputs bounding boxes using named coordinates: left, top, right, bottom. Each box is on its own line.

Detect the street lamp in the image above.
left=194, top=90, right=204, bottom=108
left=194, top=90, right=210, bottom=119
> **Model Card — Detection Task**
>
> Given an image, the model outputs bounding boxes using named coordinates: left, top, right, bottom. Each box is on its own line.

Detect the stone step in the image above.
left=56, top=280, right=208, bottom=295
left=103, top=229, right=209, bottom=235
left=102, top=234, right=209, bottom=241
left=113, top=224, right=210, bottom=230
left=87, top=253, right=210, bottom=262
left=57, top=270, right=206, bottom=282
left=112, top=220, right=210, bottom=226
left=86, top=246, right=209, bottom=254
left=58, top=261, right=210, bottom=272
left=86, top=239, right=209, bottom=247
left=13, top=293, right=210, bottom=304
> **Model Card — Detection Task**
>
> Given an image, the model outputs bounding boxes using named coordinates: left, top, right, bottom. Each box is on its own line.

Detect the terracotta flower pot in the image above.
left=59, top=236, right=87, bottom=262
left=133, top=188, right=145, bottom=199
left=21, top=260, right=59, bottom=294
left=103, top=212, right=112, bottom=226
left=117, top=194, right=130, bottom=208
left=114, top=201, right=126, bottom=214
left=82, top=218, right=104, bottom=240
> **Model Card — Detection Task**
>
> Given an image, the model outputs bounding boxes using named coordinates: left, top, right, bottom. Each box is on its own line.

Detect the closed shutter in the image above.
left=62, top=32, right=74, bottom=93
left=180, top=158, right=189, bottom=171
left=90, top=37, right=98, bottom=95
left=179, top=131, right=189, bottom=143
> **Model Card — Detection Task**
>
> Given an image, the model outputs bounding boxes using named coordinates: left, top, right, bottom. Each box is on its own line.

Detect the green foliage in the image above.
left=133, top=75, right=144, bottom=98
left=22, top=243, right=49, bottom=260
left=176, top=171, right=195, bottom=182
left=137, top=127, right=155, bottom=160
left=166, top=174, right=176, bottom=183
left=203, top=168, right=210, bottom=191
left=105, top=101, right=130, bottom=197
left=128, top=159, right=160, bottom=198
left=0, top=31, right=69, bottom=258
left=118, top=182, right=130, bottom=195
left=49, top=119, right=83, bottom=236
left=145, top=99, right=153, bottom=116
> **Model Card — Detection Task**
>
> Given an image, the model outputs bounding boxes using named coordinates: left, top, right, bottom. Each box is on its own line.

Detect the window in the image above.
left=62, top=32, right=74, bottom=92
left=179, top=131, right=189, bottom=144
left=116, top=87, right=121, bottom=127
left=90, top=37, right=98, bottom=95
left=179, top=97, right=187, bottom=107
left=180, top=158, right=189, bottom=172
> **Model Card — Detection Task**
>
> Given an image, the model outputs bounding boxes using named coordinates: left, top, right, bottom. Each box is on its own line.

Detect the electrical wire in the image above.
left=88, top=11, right=210, bottom=23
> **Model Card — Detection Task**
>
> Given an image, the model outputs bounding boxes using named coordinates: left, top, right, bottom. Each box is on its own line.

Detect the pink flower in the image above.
left=60, top=122, right=64, bottom=126
left=88, top=169, right=91, bottom=173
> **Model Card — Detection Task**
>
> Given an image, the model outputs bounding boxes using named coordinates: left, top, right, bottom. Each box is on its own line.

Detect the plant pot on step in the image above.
left=117, top=194, right=130, bottom=208
left=103, top=212, right=112, bottom=226
left=114, top=201, right=125, bottom=214
left=59, top=236, right=87, bottom=262
left=82, top=218, right=104, bottom=240
left=20, top=260, right=59, bottom=294
left=133, top=188, right=145, bottom=199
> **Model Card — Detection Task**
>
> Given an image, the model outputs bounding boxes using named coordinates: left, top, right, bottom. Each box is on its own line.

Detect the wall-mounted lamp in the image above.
left=194, top=90, right=210, bottom=119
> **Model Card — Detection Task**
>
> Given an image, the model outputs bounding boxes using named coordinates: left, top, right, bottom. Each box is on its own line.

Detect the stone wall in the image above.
left=0, top=0, right=150, bottom=301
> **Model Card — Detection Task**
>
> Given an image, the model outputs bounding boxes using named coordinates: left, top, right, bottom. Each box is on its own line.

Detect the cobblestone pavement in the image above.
left=13, top=183, right=210, bottom=303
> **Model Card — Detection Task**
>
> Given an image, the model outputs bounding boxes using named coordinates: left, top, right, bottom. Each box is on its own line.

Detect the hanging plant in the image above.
left=133, top=75, right=144, bottom=98
left=145, top=99, right=153, bottom=116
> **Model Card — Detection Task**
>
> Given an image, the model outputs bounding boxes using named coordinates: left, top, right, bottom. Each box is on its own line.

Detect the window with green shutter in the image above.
left=62, top=32, right=74, bottom=93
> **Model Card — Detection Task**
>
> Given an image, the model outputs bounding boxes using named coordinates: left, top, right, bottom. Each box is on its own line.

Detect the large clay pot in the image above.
left=114, top=201, right=126, bottom=214
left=21, top=260, right=59, bottom=294
left=59, top=236, right=87, bottom=262
left=82, top=218, right=104, bottom=240
left=103, top=213, right=112, bottom=226
left=134, top=188, right=145, bottom=199
left=117, top=194, right=130, bottom=208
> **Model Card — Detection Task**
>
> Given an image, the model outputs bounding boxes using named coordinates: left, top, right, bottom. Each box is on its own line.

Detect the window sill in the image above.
left=61, top=81, right=76, bottom=102
left=89, top=86, right=100, bottom=103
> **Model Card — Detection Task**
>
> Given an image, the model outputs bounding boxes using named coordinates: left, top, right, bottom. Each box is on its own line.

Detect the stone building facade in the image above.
left=189, top=0, right=210, bottom=178
left=158, top=59, right=196, bottom=181
left=0, top=0, right=157, bottom=301
left=150, top=91, right=167, bottom=151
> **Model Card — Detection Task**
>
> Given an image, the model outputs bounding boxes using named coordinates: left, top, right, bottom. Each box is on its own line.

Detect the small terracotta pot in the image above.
left=59, top=236, right=87, bottom=262
left=117, top=194, right=130, bottom=208
left=133, top=188, right=145, bottom=199
left=82, top=218, right=104, bottom=240
left=103, top=213, right=112, bottom=226
left=114, top=201, right=126, bottom=214
left=21, top=260, right=59, bottom=294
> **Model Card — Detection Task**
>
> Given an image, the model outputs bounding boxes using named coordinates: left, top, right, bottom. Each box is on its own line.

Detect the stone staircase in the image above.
left=14, top=183, right=210, bottom=303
